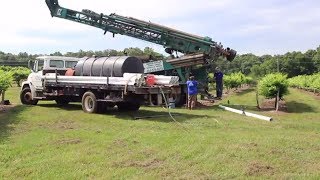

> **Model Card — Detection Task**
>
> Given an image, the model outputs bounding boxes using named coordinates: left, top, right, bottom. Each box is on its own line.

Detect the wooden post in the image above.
left=275, top=89, right=280, bottom=111
left=1, top=91, right=4, bottom=104
left=256, top=89, right=260, bottom=109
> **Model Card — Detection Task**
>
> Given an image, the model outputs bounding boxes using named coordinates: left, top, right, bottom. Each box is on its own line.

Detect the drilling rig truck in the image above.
left=21, top=0, right=236, bottom=110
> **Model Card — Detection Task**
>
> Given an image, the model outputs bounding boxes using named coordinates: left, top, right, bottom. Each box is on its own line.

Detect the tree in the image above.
left=10, top=67, right=30, bottom=87
left=258, top=73, right=288, bottom=109
left=0, top=70, right=12, bottom=103
left=123, top=47, right=144, bottom=56
left=50, top=52, right=63, bottom=56
left=143, top=47, right=164, bottom=60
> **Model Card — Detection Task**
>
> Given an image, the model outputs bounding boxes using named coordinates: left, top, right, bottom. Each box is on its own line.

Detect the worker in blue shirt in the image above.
left=186, top=76, right=198, bottom=110
left=214, top=67, right=223, bottom=99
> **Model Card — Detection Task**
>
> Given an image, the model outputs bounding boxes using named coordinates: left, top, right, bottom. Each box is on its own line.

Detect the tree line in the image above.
left=0, top=47, right=164, bottom=62
left=214, top=46, right=320, bottom=78
left=1, top=45, right=319, bottom=77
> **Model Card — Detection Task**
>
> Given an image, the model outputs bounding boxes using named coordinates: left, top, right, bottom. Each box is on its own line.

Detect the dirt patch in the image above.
left=39, top=120, right=79, bottom=131
left=243, top=142, right=258, bottom=149
left=259, top=99, right=288, bottom=113
left=246, top=161, right=274, bottom=176
left=55, top=120, right=78, bottom=130
left=196, top=100, right=215, bottom=108
left=269, top=148, right=285, bottom=155
left=55, top=138, right=82, bottom=145
left=0, top=104, right=16, bottom=113
left=194, top=86, right=252, bottom=109
left=224, top=85, right=251, bottom=96
left=115, top=158, right=164, bottom=170
left=177, top=172, right=212, bottom=179
left=113, top=139, right=127, bottom=147
left=140, top=148, right=157, bottom=158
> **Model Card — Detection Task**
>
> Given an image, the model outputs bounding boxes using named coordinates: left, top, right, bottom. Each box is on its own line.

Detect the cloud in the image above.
left=0, top=0, right=319, bottom=55
left=0, top=0, right=234, bottom=54
left=61, top=0, right=233, bottom=19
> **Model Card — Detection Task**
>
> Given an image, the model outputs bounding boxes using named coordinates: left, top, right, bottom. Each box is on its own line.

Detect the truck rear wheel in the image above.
left=82, top=91, right=98, bottom=113
left=20, top=87, right=38, bottom=105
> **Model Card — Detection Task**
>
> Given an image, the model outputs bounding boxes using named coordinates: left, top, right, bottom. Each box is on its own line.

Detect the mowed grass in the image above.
left=0, top=87, right=319, bottom=179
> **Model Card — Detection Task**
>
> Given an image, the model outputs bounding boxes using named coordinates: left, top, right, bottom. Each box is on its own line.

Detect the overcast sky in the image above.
left=0, top=0, right=319, bottom=56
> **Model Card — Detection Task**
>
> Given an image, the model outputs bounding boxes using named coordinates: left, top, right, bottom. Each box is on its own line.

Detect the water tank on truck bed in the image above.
left=74, top=56, right=144, bottom=77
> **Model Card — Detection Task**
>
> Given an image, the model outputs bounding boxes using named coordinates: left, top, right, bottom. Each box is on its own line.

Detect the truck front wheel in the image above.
left=82, top=91, right=98, bottom=113
left=20, top=87, right=38, bottom=105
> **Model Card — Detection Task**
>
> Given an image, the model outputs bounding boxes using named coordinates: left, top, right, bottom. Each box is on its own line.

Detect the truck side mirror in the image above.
left=28, top=60, right=35, bottom=72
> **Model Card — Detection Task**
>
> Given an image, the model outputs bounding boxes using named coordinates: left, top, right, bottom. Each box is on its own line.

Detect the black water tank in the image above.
left=74, top=56, right=144, bottom=77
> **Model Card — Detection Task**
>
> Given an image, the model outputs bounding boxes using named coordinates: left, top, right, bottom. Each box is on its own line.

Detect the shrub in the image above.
left=0, top=69, right=13, bottom=102
left=0, top=66, right=13, bottom=72
left=224, top=72, right=251, bottom=90
left=258, top=73, right=288, bottom=99
left=10, top=67, right=30, bottom=86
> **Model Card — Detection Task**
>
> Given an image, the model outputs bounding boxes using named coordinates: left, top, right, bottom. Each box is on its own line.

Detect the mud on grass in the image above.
left=0, top=104, right=16, bottom=113
left=246, top=161, right=275, bottom=176
left=38, top=120, right=80, bottom=131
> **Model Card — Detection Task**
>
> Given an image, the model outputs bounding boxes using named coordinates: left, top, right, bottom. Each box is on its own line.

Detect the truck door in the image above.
left=31, top=59, right=44, bottom=90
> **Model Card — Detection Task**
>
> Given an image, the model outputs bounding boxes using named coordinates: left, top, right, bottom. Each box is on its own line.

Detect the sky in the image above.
left=0, top=0, right=319, bottom=56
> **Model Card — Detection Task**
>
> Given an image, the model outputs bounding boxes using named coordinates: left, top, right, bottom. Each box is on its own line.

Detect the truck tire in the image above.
left=55, top=98, right=70, bottom=106
left=82, top=91, right=98, bottom=113
left=20, top=87, right=38, bottom=105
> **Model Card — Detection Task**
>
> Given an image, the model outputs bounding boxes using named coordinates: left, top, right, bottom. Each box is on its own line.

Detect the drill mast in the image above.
left=45, top=0, right=236, bottom=62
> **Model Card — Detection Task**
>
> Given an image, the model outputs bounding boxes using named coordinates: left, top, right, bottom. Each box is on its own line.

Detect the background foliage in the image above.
left=0, top=69, right=13, bottom=101
left=288, top=73, right=320, bottom=91
left=223, top=72, right=253, bottom=90
left=1, top=45, right=319, bottom=78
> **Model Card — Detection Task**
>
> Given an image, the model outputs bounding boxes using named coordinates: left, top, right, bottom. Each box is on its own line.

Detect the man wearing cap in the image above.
left=214, top=67, right=223, bottom=99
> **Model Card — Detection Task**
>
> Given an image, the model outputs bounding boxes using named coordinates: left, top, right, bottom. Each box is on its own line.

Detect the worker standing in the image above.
left=186, top=76, right=198, bottom=110
left=214, top=67, right=223, bottom=99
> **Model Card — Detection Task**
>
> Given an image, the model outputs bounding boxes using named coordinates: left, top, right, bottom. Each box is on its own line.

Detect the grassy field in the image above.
left=0, top=87, right=319, bottom=179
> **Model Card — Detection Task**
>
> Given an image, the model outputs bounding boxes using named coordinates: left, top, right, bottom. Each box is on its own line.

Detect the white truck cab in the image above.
left=21, top=56, right=80, bottom=105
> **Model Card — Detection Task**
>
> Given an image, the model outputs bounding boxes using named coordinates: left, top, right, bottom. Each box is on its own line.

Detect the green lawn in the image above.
left=0, top=87, right=319, bottom=179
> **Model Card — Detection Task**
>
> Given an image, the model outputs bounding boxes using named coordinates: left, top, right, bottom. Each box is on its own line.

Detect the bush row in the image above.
left=288, top=73, right=320, bottom=92
left=0, top=66, right=30, bottom=87
left=224, top=72, right=253, bottom=90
